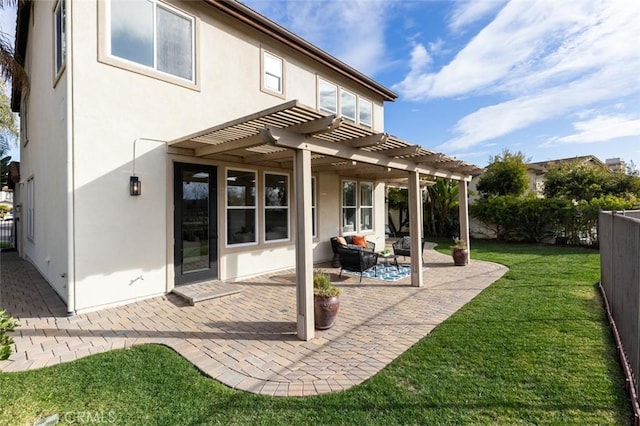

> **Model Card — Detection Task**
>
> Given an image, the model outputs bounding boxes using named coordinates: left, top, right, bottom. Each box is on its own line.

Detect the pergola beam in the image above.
left=287, top=115, right=341, bottom=135
left=194, top=133, right=265, bottom=157
left=243, top=149, right=292, bottom=164
left=382, top=145, right=421, bottom=157
left=348, top=133, right=388, bottom=148
left=263, top=127, right=472, bottom=181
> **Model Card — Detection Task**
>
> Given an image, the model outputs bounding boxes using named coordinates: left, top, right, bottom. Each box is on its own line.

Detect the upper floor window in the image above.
left=262, top=51, right=284, bottom=95
left=359, top=98, right=373, bottom=128
left=318, top=77, right=374, bottom=127
left=108, top=0, right=194, bottom=82
left=318, top=78, right=337, bottom=114
left=54, top=0, right=66, bottom=77
left=340, top=90, right=356, bottom=122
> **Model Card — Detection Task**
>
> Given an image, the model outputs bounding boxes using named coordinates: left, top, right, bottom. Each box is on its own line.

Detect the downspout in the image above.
left=66, top=0, right=76, bottom=316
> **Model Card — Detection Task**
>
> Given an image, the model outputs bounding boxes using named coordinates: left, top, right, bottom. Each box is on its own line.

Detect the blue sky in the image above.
left=3, top=0, right=640, bottom=169
left=244, top=0, right=640, bottom=168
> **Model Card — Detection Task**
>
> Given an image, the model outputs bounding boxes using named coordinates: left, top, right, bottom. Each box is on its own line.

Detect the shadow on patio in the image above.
left=0, top=244, right=507, bottom=396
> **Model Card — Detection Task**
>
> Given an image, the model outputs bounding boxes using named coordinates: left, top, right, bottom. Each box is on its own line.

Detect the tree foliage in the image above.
left=543, top=160, right=640, bottom=201
left=476, top=149, right=529, bottom=197
left=0, top=0, right=29, bottom=92
left=424, top=178, right=459, bottom=238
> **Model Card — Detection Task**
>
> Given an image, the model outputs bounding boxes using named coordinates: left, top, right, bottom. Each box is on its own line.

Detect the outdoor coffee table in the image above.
left=376, top=252, right=399, bottom=273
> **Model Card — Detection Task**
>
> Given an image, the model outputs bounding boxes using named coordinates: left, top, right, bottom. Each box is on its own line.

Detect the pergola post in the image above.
left=294, top=148, right=314, bottom=340
left=458, top=180, right=470, bottom=262
left=408, top=171, right=424, bottom=287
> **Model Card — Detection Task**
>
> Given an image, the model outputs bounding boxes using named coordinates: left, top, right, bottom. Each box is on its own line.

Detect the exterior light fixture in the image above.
left=130, top=176, right=141, bottom=196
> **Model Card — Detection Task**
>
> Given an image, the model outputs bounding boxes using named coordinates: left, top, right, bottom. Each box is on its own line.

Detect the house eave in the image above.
left=202, top=0, right=398, bottom=102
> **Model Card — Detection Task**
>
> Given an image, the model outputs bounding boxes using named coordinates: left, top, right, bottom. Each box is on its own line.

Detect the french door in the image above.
left=174, top=163, right=218, bottom=285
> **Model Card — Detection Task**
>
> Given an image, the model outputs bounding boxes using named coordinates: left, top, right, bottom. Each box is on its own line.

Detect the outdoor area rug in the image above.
left=344, top=264, right=424, bottom=282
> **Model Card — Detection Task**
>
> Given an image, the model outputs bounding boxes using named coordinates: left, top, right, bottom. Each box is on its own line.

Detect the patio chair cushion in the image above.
left=352, top=235, right=367, bottom=247
left=336, top=236, right=347, bottom=247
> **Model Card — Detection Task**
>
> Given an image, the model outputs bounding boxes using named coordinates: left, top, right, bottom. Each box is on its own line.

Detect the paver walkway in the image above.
left=0, top=244, right=507, bottom=396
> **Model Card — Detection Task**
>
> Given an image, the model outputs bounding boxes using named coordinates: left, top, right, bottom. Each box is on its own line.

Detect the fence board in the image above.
left=600, top=210, right=640, bottom=405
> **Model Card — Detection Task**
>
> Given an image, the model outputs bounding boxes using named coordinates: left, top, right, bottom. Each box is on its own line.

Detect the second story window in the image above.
left=108, top=0, right=194, bottom=82
left=340, top=89, right=356, bottom=122
left=54, top=0, right=66, bottom=77
left=318, top=78, right=337, bottom=114
left=262, top=51, right=284, bottom=95
left=359, top=98, right=372, bottom=128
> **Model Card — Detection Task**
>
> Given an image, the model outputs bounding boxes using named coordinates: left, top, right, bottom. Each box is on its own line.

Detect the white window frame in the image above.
left=53, top=0, right=66, bottom=79
left=21, top=97, right=28, bottom=146
left=359, top=98, right=373, bottom=128
left=261, top=50, right=285, bottom=97
left=104, top=0, right=196, bottom=85
left=359, top=181, right=374, bottom=232
left=263, top=172, right=290, bottom=243
left=341, top=179, right=374, bottom=234
left=340, top=89, right=357, bottom=122
left=318, top=78, right=338, bottom=114
left=225, top=168, right=258, bottom=247
left=27, top=176, right=34, bottom=241
left=311, top=176, right=317, bottom=238
left=317, top=77, right=374, bottom=127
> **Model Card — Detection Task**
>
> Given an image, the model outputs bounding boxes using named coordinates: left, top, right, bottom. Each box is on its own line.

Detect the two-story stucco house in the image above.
left=11, top=0, right=480, bottom=340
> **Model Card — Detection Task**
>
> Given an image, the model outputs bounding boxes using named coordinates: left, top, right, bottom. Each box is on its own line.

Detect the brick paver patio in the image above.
left=0, top=243, right=507, bottom=396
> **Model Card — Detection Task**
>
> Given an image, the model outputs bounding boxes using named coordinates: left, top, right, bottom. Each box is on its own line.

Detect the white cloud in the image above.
left=396, top=0, right=640, bottom=151
left=243, top=0, right=391, bottom=77
left=449, top=0, right=507, bottom=33
left=543, top=115, right=640, bottom=146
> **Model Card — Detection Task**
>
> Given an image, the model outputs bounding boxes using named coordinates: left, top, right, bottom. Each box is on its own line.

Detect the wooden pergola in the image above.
left=169, top=100, right=482, bottom=340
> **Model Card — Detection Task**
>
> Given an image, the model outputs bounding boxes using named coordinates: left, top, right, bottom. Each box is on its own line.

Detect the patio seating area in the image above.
left=0, top=243, right=506, bottom=396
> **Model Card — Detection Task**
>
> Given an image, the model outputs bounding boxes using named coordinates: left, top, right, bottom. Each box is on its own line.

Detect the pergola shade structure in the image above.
left=169, top=100, right=482, bottom=340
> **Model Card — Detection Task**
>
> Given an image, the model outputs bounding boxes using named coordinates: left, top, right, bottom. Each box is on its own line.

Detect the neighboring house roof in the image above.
left=12, top=0, right=398, bottom=111
left=526, top=155, right=607, bottom=172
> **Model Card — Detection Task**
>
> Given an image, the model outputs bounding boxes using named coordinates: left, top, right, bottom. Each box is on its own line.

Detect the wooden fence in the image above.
left=599, top=210, right=640, bottom=422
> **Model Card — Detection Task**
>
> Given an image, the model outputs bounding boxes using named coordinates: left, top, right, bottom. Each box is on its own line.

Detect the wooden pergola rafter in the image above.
left=169, top=100, right=481, bottom=341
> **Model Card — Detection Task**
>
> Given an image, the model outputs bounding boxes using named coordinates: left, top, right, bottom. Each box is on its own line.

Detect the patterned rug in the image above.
left=344, top=264, right=420, bottom=282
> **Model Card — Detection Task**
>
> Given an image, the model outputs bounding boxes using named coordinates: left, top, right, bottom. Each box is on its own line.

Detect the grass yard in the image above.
left=0, top=241, right=632, bottom=425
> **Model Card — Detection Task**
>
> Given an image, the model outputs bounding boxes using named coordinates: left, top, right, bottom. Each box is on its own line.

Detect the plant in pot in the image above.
left=451, top=238, right=469, bottom=266
left=313, top=271, right=341, bottom=330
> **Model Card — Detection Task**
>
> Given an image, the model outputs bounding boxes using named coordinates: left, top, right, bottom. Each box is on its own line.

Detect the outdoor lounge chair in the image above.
left=330, top=236, right=375, bottom=267
left=336, top=244, right=378, bottom=282
left=392, top=236, right=426, bottom=262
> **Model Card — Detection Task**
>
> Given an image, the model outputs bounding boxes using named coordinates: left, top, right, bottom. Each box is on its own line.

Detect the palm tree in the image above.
left=0, top=0, right=29, bottom=92
left=425, top=178, right=460, bottom=237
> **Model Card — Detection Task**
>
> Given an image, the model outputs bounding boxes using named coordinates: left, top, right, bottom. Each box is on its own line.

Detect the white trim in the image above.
left=263, top=171, right=290, bottom=243
left=317, top=77, right=337, bottom=114
left=340, top=89, right=356, bottom=122
left=311, top=176, right=317, bottom=238
left=261, top=49, right=285, bottom=97
left=104, top=0, right=196, bottom=85
left=225, top=167, right=258, bottom=247
left=53, top=0, right=66, bottom=81
left=358, top=97, right=373, bottom=128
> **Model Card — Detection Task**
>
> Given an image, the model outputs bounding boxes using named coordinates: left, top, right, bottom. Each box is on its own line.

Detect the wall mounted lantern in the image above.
left=130, top=176, right=141, bottom=196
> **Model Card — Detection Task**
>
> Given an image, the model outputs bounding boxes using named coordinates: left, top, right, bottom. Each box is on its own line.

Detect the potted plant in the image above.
left=451, top=238, right=468, bottom=266
left=313, top=271, right=341, bottom=330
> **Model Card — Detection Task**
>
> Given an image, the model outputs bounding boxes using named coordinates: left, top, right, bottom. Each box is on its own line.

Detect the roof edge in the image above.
left=203, top=0, right=398, bottom=102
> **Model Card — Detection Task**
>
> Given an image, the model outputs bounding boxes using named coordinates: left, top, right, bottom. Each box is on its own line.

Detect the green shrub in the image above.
left=0, top=309, right=18, bottom=360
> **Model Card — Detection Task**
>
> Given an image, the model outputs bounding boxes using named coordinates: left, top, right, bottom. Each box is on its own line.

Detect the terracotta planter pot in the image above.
left=314, top=294, right=340, bottom=330
left=452, top=248, right=468, bottom=266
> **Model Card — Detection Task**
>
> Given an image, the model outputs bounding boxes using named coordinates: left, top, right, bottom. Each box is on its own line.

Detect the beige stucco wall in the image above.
left=50, top=0, right=389, bottom=311
left=19, top=1, right=69, bottom=302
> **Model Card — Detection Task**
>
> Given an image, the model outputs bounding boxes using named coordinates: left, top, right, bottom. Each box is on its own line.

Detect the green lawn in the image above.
left=0, top=241, right=632, bottom=425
